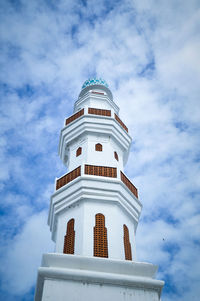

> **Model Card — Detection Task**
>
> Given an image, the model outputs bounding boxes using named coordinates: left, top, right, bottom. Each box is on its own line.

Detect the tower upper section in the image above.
left=74, top=78, right=119, bottom=114
left=59, top=78, right=131, bottom=172
left=49, top=79, right=141, bottom=259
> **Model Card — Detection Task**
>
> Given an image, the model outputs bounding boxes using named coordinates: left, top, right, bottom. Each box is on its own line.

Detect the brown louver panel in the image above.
left=88, top=107, right=111, bottom=117
left=76, top=147, right=82, bottom=157
left=85, top=165, right=117, bottom=178
left=94, top=214, right=108, bottom=258
left=92, top=91, right=104, bottom=95
left=63, top=219, right=75, bottom=254
left=95, top=143, right=103, bottom=151
left=65, top=108, right=84, bottom=126
left=120, top=171, right=138, bottom=198
left=114, top=151, right=119, bottom=161
left=114, top=113, right=128, bottom=132
left=123, top=225, right=132, bottom=260
left=56, top=166, right=81, bottom=190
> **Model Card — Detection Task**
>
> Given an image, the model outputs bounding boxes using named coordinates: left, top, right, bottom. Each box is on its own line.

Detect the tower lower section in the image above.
left=35, top=254, right=164, bottom=301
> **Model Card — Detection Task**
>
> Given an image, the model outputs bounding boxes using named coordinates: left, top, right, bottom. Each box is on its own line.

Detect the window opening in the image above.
left=123, top=224, right=132, bottom=260
left=114, top=151, right=119, bottom=161
left=94, top=213, right=108, bottom=258
left=76, top=147, right=82, bottom=157
left=63, top=218, right=75, bottom=254
left=95, top=143, right=102, bottom=151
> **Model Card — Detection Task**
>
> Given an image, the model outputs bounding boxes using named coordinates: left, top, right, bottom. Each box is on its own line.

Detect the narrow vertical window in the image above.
left=95, top=143, right=102, bottom=151
left=76, top=147, right=82, bottom=157
left=94, top=213, right=108, bottom=258
left=123, top=224, right=132, bottom=260
left=114, top=151, right=118, bottom=161
left=63, top=218, right=75, bottom=254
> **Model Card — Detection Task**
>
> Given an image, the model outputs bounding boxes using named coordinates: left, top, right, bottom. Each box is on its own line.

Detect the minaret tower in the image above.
left=35, top=78, right=164, bottom=301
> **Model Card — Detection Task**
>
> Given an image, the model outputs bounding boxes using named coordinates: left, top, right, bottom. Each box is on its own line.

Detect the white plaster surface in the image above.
left=34, top=254, right=164, bottom=301
left=48, top=175, right=142, bottom=249
left=65, top=132, right=125, bottom=172
left=54, top=199, right=137, bottom=260
left=41, top=279, right=160, bottom=301
left=59, top=114, right=132, bottom=169
left=75, top=84, right=119, bottom=112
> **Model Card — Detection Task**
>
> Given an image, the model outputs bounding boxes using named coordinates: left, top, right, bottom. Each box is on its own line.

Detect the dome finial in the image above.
left=82, top=78, right=109, bottom=90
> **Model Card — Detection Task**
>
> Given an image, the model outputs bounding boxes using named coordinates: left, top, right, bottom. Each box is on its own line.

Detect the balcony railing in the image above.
left=65, top=109, right=84, bottom=126
left=92, top=91, right=104, bottom=95
left=120, top=171, right=138, bottom=198
left=85, top=164, right=117, bottom=178
left=114, top=114, right=128, bottom=132
left=56, top=166, right=138, bottom=198
left=56, top=166, right=81, bottom=190
left=88, top=107, right=111, bottom=117
left=65, top=108, right=128, bottom=133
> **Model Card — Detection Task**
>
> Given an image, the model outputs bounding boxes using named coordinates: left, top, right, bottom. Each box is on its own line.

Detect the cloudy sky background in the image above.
left=0, top=0, right=200, bottom=300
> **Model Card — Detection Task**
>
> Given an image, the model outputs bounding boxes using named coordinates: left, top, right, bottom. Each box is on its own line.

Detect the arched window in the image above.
left=94, top=213, right=108, bottom=258
left=114, top=151, right=118, bottom=161
left=63, top=218, right=75, bottom=254
left=76, top=147, right=82, bottom=157
left=95, top=143, right=102, bottom=152
left=123, top=224, right=132, bottom=260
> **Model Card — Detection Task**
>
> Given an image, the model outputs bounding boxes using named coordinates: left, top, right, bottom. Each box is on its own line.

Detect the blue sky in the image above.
left=0, top=0, right=200, bottom=300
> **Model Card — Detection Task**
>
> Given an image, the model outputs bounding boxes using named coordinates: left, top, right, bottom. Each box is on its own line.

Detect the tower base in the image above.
left=35, top=253, right=164, bottom=301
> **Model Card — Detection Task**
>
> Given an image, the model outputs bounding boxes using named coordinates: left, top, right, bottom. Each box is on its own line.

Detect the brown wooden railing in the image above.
left=56, top=166, right=138, bottom=199
left=92, top=91, right=104, bottom=95
left=120, top=171, right=138, bottom=198
left=94, top=214, right=108, bottom=258
left=88, top=107, right=111, bottom=117
left=56, top=166, right=81, bottom=190
left=65, top=109, right=84, bottom=126
left=85, top=165, right=117, bottom=178
left=65, top=109, right=128, bottom=134
left=114, top=114, right=128, bottom=132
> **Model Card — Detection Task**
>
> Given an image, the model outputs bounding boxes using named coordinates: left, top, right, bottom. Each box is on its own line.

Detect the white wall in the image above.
left=74, top=86, right=119, bottom=114
left=55, top=202, right=84, bottom=255
left=41, top=278, right=160, bottom=301
left=68, top=132, right=124, bottom=173
left=55, top=199, right=137, bottom=261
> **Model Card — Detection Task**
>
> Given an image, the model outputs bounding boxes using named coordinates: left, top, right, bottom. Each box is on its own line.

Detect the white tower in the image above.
left=35, top=78, right=164, bottom=301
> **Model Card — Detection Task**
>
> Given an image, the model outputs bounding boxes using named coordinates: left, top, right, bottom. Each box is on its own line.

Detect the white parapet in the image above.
left=35, top=253, right=164, bottom=301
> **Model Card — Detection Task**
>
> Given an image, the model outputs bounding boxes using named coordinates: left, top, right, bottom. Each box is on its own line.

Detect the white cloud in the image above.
left=0, top=211, right=54, bottom=295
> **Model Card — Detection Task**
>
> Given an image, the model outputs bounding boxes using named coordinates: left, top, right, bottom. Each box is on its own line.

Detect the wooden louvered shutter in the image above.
left=94, top=214, right=108, bottom=258
left=123, top=224, right=132, bottom=260
left=63, top=218, right=75, bottom=254
left=95, top=143, right=102, bottom=151
left=114, top=151, right=119, bottom=161
left=76, top=147, right=82, bottom=157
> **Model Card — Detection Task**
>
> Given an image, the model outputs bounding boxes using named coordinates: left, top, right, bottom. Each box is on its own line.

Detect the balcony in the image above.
left=65, top=108, right=128, bottom=132
left=56, top=165, right=138, bottom=199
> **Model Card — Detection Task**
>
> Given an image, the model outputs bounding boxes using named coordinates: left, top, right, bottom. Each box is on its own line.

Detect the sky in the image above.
left=0, top=0, right=200, bottom=300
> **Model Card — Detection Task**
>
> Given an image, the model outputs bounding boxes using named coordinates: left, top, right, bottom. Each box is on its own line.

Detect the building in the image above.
left=34, top=78, right=164, bottom=301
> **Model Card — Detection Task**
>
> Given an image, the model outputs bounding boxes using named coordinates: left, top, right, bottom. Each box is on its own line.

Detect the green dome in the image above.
left=82, top=78, right=109, bottom=90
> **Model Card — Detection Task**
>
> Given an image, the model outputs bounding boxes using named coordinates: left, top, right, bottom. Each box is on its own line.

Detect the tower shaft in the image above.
left=35, top=78, right=164, bottom=301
